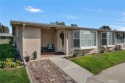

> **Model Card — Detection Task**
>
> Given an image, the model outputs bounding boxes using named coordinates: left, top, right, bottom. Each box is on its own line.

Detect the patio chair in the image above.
left=47, top=44, right=54, bottom=52
left=41, top=47, right=47, bottom=53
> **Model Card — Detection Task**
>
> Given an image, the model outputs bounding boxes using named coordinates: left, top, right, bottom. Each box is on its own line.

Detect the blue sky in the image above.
left=0, top=0, right=125, bottom=33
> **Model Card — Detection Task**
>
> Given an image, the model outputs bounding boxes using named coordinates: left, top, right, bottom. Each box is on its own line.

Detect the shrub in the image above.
left=9, top=38, right=14, bottom=45
left=3, top=58, right=23, bottom=68
left=72, top=53, right=78, bottom=57
left=101, top=50, right=104, bottom=53
left=0, top=44, right=17, bottom=59
left=3, top=58, right=14, bottom=68
left=16, top=60, right=23, bottom=66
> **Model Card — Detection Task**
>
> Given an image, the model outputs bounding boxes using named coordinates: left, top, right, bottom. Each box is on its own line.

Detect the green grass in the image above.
left=71, top=50, right=125, bottom=74
left=0, top=67, right=30, bottom=83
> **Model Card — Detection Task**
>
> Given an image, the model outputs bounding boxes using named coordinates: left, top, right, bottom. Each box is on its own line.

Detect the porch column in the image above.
left=66, top=32, right=68, bottom=56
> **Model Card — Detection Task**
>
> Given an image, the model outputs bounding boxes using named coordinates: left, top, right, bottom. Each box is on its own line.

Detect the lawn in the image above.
left=0, top=43, right=30, bottom=83
left=0, top=67, right=30, bottom=83
left=71, top=50, right=125, bottom=74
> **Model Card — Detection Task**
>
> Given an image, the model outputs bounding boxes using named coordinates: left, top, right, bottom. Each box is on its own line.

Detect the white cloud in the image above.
left=24, top=6, right=44, bottom=13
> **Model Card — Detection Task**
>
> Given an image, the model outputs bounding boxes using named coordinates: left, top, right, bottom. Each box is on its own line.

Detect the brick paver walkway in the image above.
left=27, top=59, right=77, bottom=83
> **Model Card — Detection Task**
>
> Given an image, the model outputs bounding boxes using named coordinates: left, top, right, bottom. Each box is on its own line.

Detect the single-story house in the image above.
left=10, top=20, right=125, bottom=60
left=0, top=33, right=13, bottom=43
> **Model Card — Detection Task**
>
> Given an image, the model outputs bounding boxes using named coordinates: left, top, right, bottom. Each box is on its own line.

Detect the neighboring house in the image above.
left=0, top=33, right=13, bottom=43
left=10, top=20, right=125, bottom=60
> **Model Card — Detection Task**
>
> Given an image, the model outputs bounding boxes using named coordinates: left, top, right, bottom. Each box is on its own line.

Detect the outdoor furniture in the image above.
left=47, top=44, right=54, bottom=52
left=41, top=47, right=47, bottom=53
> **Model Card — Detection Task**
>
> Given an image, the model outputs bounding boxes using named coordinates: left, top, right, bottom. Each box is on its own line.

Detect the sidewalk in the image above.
left=86, top=63, right=125, bottom=83
left=50, top=57, right=93, bottom=83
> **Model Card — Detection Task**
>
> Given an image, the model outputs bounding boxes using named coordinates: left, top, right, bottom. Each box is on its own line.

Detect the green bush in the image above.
left=0, top=44, right=18, bottom=59
left=0, top=44, right=22, bottom=69
left=9, top=38, right=14, bottom=45
left=3, top=58, right=14, bottom=68
left=3, top=58, right=23, bottom=68
left=72, top=53, right=78, bottom=57
left=16, top=60, right=23, bottom=66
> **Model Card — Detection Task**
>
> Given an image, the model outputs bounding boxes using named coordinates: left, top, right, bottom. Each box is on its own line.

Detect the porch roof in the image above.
left=10, top=20, right=125, bottom=33
left=0, top=33, right=13, bottom=37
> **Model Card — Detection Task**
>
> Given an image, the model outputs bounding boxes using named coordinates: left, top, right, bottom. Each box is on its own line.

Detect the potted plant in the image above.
left=24, top=51, right=30, bottom=62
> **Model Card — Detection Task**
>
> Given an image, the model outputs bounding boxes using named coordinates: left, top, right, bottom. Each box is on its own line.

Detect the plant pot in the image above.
left=24, top=56, right=30, bottom=62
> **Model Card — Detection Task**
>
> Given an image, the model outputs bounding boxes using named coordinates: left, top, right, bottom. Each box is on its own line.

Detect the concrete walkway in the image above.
left=86, top=63, right=125, bottom=83
left=49, top=57, right=93, bottom=83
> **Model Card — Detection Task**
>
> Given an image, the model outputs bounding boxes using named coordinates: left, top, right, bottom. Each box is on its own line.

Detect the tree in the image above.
left=3, top=26, right=9, bottom=33
left=99, top=25, right=111, bottom=30
left=0, top=23, right=9, bottom=33
left=50, top=21, right=79, bottom=27
left=71, top=24, right=78, bottom=27
left=50, top=21, right=66, bottom=26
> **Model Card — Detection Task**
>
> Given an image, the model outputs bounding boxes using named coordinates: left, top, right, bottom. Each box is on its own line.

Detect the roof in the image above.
left=10, top=20, right=125, bottom=33
left=0, top=33, right=13, bottom=37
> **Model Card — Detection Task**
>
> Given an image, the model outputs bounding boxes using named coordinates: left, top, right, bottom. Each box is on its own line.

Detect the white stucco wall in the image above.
left=41, top=29, right=54, bottom=47
left=23, top=26, right=41, bottom=60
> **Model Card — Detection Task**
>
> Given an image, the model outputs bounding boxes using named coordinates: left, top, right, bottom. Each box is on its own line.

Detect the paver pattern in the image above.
left=27, top=59, right=77, bottom=83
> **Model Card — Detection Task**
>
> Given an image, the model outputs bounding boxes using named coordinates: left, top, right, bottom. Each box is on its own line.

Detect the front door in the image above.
left=58, top=30, right=65, bottom=52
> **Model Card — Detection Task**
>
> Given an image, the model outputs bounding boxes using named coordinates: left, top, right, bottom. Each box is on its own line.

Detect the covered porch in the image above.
left=40, top=27, right=68, bottom=57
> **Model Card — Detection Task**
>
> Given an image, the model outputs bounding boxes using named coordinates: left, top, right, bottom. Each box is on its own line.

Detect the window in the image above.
left=73, top=30, right=80, bottom=47
left=101, top=33, right=107, bottom=45
left=73, top=30, right=96, bottom=48
left=117, top=34, right=124, bottom=44
left=80, top=31, right=96, bottom=47
left=107, top=32, right=114, bottom=45
left=74, top=39, right=80, bottom=47
left=101, top=32, right=114, bottom=46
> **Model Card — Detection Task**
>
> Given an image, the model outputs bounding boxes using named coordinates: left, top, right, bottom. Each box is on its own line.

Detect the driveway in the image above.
left=86, top=63, right=125, bottom=83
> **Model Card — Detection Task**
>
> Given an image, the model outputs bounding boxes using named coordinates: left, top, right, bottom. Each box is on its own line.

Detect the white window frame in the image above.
left=73, top=30, right=80, bottom=49
left=101, top=32, right=115, bottom=47
left=73, top=30, right=97, bottom=50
